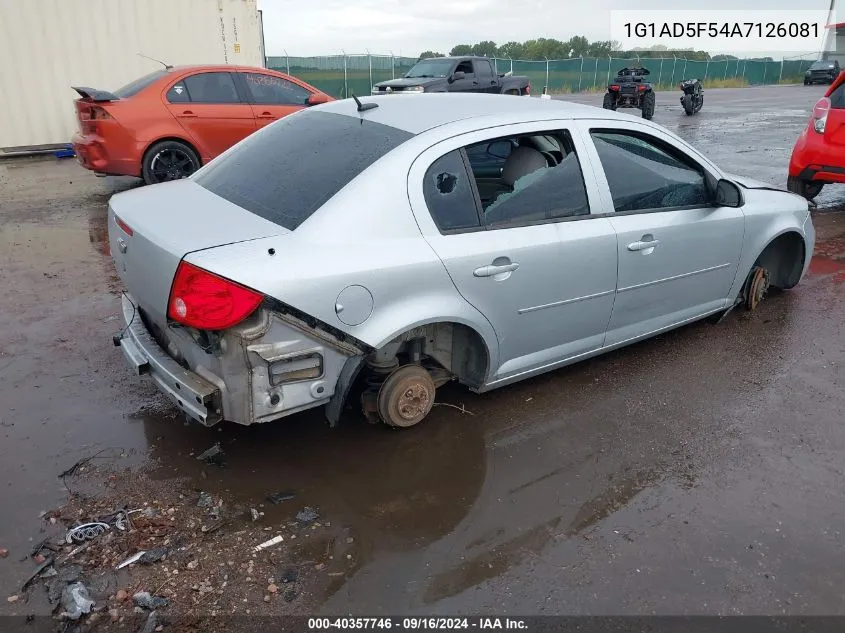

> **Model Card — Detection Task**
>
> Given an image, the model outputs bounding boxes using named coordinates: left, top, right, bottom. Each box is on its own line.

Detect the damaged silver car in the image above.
left=109, top=93, right=815, bottom=429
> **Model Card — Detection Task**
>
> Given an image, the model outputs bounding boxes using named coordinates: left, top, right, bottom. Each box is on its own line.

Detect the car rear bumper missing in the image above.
left=117, top=294, right=222, bottom=426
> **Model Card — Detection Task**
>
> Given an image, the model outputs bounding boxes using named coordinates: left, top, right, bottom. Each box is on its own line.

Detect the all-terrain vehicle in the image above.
left=603, top=67, right=655, bottom=120
left=679, top=78, right=703, bottom=115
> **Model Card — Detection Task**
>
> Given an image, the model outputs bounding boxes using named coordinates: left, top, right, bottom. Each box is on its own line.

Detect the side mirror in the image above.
left=450, top=71, right=466, bottom=83
left=715, top=178, right=743, bottom=207
left=306, top=92, right=329, bottom=106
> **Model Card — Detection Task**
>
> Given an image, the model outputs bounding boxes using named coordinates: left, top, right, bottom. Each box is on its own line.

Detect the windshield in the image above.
left=810, top=61, right=835, bottom=70
left=113, top=70, right=168, bottom=98
left=405, top=59, right=453, bottom=78
left=193, top=111, right=413, bottom=230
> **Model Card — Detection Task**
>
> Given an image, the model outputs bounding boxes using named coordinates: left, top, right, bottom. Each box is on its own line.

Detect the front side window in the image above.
left=242, top=73, right=311, bottom=105
left=590, top=130, right=708, bottom=212
left=455, top=60, right=474, bottom=75
left=422, top=130, right=591, bottom=232
left=182, top=72, right=240, bottom=104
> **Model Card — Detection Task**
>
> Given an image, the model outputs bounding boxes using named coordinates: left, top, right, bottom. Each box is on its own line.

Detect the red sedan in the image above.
left=71, top=65, right=331, bottom=184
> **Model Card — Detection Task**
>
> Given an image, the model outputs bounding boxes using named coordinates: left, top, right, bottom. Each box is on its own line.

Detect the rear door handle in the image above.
left=179, top=110, right=197, bottom=118
left=627, top=239, right=661, bottom=251
left=474, top=262, right=519, bottom=277
left=257, top=112, right=275, bottom=119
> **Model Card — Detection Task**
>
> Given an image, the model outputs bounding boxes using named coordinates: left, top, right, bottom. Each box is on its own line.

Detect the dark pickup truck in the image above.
left=371, top=56, right=531, bottom=96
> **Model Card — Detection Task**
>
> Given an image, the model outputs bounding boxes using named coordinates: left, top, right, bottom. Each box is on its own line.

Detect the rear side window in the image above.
left=242, top=72, right=311, bottom=105
left=182, top=73, right=240, bottom=104
left=424, top=150, right=481, bottom=231
left=193, top=111, right=412, bottom=230
left=113, top=70, right=168, bottom=98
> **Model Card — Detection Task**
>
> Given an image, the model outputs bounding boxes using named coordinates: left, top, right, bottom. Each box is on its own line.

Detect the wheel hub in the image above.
left=745, top=266, right=770, bottom=310
left=397, top=384, right=431, bottom=421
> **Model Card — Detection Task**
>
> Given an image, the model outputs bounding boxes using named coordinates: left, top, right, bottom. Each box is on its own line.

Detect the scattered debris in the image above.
left=65, top=522, right=110, bottom=544
left=280, top=567, right=298, bottom=584
left=196, top=443, right=225, bottom=467
left=7, top=595, right=19, bottom=603
left=263, top=594, right=271, bottom=603
left=21, top=556, right=55, bottom=591
left=266, top=491, right=296, bottom=505
left=116, top=551, right=145, bottom=570
left=186, top=560, right=199, bottom=570
left=140, top=610, right=161, bottom=633
left=296, top=507, right=319, bottom=524
left=431, top=402, right=475, bottom=415
left=139, top=547, right=168, bottom=564
left=116, top=589, right=129, bottom=603
left=254, top=535, right=284, bottom=552
left=133, top=591, right=169, bottom=610
left=250, top=508, right=263, bottom=522
left=197, top=492, right=213, bottom=508
left=0, top=548, right=8, bottom=558
left=46, top=565, right=83, bottom=604
left=267, top=583, right=278, bottom=594
left=60, top=582, right=94, bottom=620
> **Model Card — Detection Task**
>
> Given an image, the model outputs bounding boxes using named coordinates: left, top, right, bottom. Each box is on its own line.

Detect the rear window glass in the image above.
left=114, top=70, right=168, bottom=98
left=193, top=111, right=413, bottom=230
left=831, top=83, right=845, bottom=109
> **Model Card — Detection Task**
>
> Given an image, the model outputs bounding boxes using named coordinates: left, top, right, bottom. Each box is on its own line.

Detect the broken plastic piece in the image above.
left=253, top=535, right=284, bottom=552
left=139, top=547, right=168, bottom=564
left=65, top=522, right=110, bottom=544
left=116, top=551, right=145, bottom=570
left=267, top=491, right=296, bottom=505
left=61, top=582, right=94, bottom=620
left=197, top=492, right=213, bottom=508
left=296, top=507, right=319, bottom=523
left=196, top=443, right=225, bottom=466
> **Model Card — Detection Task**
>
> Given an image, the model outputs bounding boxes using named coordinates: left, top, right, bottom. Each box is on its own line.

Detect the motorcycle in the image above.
left=679, top=79, right=703, bottom=115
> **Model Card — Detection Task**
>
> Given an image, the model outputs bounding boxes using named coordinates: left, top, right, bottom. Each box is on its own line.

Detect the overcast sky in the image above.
left=257, top=0, right=835, bottom=58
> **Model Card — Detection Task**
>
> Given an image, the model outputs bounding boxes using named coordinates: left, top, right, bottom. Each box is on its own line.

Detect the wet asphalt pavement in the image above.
left=1, top=84, right=844, bottom=615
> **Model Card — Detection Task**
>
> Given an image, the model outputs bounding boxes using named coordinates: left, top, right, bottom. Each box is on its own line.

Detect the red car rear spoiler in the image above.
left=71, top=86, right=119, bottom=102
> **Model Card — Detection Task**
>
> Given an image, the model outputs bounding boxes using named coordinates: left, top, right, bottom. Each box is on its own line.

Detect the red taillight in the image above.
left=609, top=85, right=620, bottom=91
left=114, top=215, right=133, bottom=236
left=637, top=84, right=647, bottom=92
left=168, top=262, right=263, bottom=330
left=813, top=97, right=831, bottom=133
left=524, top=84, right=530, bottom=95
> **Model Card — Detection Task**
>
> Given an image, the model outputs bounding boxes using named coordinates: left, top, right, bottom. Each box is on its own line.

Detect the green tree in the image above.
left=471, top=41, right=498, bottom=57
left=418, top=51, right=444, bottom=59
left=449, top=44, right=473, bottom=56
left=497, top=41, right=525, bottom=59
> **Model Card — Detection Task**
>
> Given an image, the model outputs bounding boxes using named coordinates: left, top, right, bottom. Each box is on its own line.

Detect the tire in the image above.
left=681, top=94, right=694, bottom=116
left=641, top=91, right=655, bottom=120
left=602, top=92, right=616, bottom=110
left=804, top=80, right=810, bottom=85
left=504, top=89, right=520, bottom=96
left=141, top=140, right=201, bottom=185
left=787, top=175, right=823, bottom=201
left=376, top=365, right=436, bottom=428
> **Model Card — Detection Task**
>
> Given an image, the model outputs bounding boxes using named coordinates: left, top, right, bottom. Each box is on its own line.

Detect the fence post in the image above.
left=671, top=56, right=677, bottom=85
left=593, top=57, right=599, bottom=89
left=724, top=60, right=729, bottom=80
left=578, top=56, right=584, bottom=92
left=779, top=59, right=784, bottom=83
left=682, top=58, right=687, bottom=81
left=606, top=55, right=611, bottom=85
left=705, top=59, right=709, bottom=80
left=343, top=53, right=348, bottom=98
left=390, top=52, right=394, bottom=79
left=658, top=57, right=664, bottom=86
left=368, top=52, right=372, bottom=90
left=763, top=61, right=768, bottom=84
left=510, top=58, right=513, bottom=73
left=545, top=58, right=550, bottom=92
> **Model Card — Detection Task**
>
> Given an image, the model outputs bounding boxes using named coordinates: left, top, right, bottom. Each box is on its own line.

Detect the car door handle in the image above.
left=257, top=112, right=275, bottom=119
left=178, top=111, right=197, bottom=118
left=627, top=239, right=661, bottom=251
left=474, top=262, right=519, bottom=277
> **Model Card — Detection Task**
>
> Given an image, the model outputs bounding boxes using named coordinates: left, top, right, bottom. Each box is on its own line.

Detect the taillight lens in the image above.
left=813, top=97, right=830, bottom=133
left=114, top=215, right=133, bottom=236
left=637, top=84, right=646, bottom=92
left=609, top=85, right=620, bottom=91
left=168, top=262, right=263, bottom=330
left=524, top=84, right=530, bottom=95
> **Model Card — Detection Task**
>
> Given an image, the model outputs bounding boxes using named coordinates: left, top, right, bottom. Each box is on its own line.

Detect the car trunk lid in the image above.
left=108, top=179, right=289, bottom=326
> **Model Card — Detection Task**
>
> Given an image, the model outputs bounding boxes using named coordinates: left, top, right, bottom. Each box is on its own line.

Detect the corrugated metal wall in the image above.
left=0, top=0, right=263, bottom=149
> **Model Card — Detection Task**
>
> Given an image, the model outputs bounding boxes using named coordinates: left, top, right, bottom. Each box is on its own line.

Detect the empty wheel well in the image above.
left=754, top=232, right=806, bottom=289
left=143, top=137, right=202, bottom=164
left=369, top=322, right=490, bottom=387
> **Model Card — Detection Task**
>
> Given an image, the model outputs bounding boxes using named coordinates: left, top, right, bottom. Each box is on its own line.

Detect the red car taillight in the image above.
left=637, top=84, right=647, bottom=92
left=524, top=84, right=531, bottom=95
left=168, top=261, right=263, bottom=330
left=813, top=97, right=831, bottom=134
left=609, top=85, right=620, bottom=91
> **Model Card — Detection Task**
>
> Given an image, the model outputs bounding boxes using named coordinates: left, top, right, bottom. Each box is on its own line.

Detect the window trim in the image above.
left=165, top=71, right=244, bottom=105
left=424, top=128, right=596, bottom=236
left=587, top=126, right=717, bottom=216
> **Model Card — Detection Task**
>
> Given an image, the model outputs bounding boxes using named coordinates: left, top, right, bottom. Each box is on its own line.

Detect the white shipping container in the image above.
left=0, top=0, right=264, bottom=150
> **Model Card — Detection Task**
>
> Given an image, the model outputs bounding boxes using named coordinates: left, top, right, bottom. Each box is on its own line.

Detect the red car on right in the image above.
left=788, top=70, right=845, bottom=200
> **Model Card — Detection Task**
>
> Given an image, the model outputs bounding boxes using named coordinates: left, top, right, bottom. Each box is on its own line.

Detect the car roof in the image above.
left=166, top=64, right=289, bottom=74
left=315, top=93, right=628, bottom=135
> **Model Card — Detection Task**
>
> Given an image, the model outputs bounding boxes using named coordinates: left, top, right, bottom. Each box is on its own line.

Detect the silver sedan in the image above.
left=108, top=93, right=815, bottom=429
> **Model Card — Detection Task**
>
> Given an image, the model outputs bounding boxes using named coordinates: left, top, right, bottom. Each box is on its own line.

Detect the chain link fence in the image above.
left=266, top=54, right=816, bottom=98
